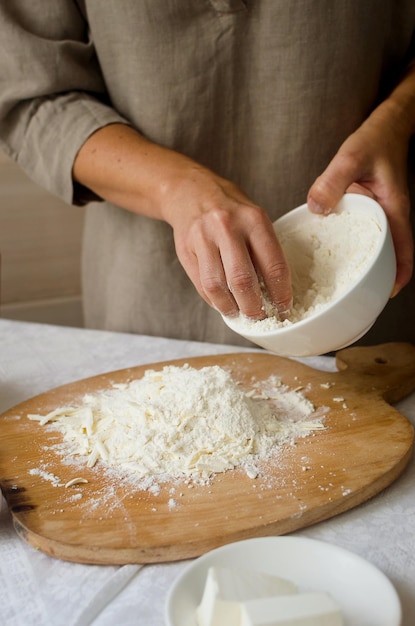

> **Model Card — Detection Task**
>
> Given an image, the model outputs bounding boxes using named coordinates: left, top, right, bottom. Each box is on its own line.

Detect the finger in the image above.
left=249, top=225, right=293, bottom=319
left=190, top=235, right=265, bottom=319
left=380, top=193, right=414, bottom=294
left=217, top=236, right=267, bottom=319
left=307, top=150, right=363, bottom=215
left=184, top=242, right=239, bottom=316
left=391, top=241, right=413, bottom=296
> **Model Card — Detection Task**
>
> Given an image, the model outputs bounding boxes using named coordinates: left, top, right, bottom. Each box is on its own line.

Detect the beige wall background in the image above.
left=0, top=150, right=85, bottom=327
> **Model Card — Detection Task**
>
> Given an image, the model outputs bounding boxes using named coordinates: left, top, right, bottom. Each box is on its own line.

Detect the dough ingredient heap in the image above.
left=28, top=364, right=325, bottom=485
left=228, top=207, right=381, bottom=332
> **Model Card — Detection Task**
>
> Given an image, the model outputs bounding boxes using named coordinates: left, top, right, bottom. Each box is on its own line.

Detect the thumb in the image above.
left=307, top=154, right=362, bottom=215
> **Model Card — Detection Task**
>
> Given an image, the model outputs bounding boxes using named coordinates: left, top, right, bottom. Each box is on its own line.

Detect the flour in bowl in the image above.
left=28, top=364, right=325, bottom=486
left=228, top=207, right=382, bottom=332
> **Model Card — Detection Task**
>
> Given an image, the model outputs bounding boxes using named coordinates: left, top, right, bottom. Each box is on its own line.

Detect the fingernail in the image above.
left=308, top=198, right=331, bottom=215
left=308, top=197, right=324, bottom=214
left=277, top=302, right=293, bottom=321
left=278, top=310, right=291, bottom=322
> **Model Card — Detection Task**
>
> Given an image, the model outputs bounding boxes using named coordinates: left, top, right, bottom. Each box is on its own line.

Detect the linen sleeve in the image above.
left=0, top=1, right=129, bottom=205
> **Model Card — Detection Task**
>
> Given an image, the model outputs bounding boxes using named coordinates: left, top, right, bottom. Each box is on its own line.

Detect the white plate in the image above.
left=165, top=536, right=401, bottom=626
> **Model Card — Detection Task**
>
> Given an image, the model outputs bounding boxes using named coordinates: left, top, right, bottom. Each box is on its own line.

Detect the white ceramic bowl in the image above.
left=165, top=536, right=401, bottom=626
left=222, top=194, right=396, bottom=357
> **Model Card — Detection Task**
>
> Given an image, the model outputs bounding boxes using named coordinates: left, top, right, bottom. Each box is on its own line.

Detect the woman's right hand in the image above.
left=160, top=163, right=293, bottom=320
left=73, top=123, right=293, bottom=321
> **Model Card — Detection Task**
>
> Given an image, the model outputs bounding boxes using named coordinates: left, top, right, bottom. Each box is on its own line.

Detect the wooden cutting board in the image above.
left=0, top=343, right=414, bottom=565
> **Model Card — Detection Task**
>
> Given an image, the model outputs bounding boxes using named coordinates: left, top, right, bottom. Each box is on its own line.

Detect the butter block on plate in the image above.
left=197, top=566, right=297, bottom=626
left=240, top=591, right=343, bottom=626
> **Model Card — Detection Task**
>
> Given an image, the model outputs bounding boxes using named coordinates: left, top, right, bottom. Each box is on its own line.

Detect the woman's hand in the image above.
left=308, top=68, right=415, bottom=296
left=160, top=165, right=293, bottom=320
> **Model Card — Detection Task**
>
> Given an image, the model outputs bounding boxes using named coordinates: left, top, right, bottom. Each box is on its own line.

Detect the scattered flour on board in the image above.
left=227, top=207, right=382, bottom=332
left=28, top=467, right=61, bottom=486
left=28, top=364, right=327, bottom=490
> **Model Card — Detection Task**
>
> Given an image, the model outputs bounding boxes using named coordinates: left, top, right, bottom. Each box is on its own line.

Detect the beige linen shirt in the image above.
left=1, top=0, right=414, bottom=345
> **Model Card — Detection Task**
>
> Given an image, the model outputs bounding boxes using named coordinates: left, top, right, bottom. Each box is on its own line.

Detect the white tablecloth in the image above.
left=0, top=319, right=414, bottom=626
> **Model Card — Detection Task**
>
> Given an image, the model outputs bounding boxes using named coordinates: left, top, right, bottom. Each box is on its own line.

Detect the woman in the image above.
left=1, top=1, right=414, bottom=345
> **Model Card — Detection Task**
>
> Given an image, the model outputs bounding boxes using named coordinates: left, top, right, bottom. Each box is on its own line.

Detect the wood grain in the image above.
left=0, top=343, right=414, bottom=565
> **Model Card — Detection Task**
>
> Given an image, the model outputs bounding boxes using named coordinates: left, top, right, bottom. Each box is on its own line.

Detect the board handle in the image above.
left=335, top=342, right=415, bottom=404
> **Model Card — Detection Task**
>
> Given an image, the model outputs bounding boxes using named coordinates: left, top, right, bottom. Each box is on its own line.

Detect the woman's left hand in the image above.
left=307, top=78, right=415, bottom=296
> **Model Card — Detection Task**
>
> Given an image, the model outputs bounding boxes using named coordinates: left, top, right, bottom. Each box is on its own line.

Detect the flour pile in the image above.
left=228, top=207, right=381, bottom=332
left=28, top=364, right=325, bottom=483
